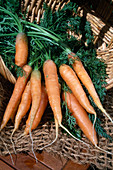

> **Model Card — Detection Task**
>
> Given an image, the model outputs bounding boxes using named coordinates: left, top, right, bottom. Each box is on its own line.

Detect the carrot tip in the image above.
left=59, top=123, right=90, bottom=147
left=0, top=122, right=5, bottom=131
left=0, top=136, right=14, bottom=165
left=10, top=131, right=17, bottom=155
left=39, top=119, right=59, bottom=150
left=29, top=129, right=38, bottom=163
left=95, top=144, right=113, bottom=155
left=103, top=110, right=113, bottom=124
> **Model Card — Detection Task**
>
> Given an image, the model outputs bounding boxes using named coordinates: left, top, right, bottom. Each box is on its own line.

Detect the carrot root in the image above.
left=0, top=136, right=14, bottom=165
left=59, top=123, right=90, bottom=147
left=10, top=129, right=17, bottom=155
left=102, top=109, right=113, bottom=124
left=95, top=144, right=113, bottom=155
left=29, top=129, right=38, bottom=163
left=92, top=113, right=97, bottom=146
left=39, top=118, right=59, bottom=150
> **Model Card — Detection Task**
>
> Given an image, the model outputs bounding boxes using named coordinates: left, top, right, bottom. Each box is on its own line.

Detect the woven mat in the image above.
left=0, top=74, right=113, bottom=169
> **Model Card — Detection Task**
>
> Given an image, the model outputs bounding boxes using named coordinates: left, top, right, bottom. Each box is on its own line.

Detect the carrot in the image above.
left=43, top=60, right=62, bottom=124
left=28, top=68, right=41, bottom=162
left=40, top=59, right=89, bottom=150
left=29, top=69, right=41, bottom=132
left=24, top=83, right=48, bottom=135
left=59, top=64, right=96, bottom=114
left=59, top=64, right=97, bottom=129
left=13, top=68, right=41, bottom=161
left=12, top=81, right=31, bottom=136
left=68, top=52, right=113, bottom=123
left=62, top=91, right=97, bottom=145
left=10, top=80, right=31, bottom=154
left=0, top=65, right=32, bottom=130
left=10, top=99, right=21, bottom=123
left=62, top=91, right=113, bottom=155
left=15, top=32, right=28, bottom=67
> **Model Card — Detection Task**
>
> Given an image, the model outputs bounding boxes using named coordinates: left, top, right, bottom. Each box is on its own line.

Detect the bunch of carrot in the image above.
left=0, top=33, right=48, bottom=139
left=0, top=6, right=113, bottom=157
left=0, top=31, right=113, bottom=156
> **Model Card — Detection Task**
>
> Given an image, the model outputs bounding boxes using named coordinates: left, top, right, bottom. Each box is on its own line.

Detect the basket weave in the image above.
left=0, top=0, right=113, bottom=169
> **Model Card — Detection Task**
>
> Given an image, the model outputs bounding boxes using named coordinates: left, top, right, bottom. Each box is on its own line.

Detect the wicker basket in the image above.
left=0, top=0, right=113, bottom=169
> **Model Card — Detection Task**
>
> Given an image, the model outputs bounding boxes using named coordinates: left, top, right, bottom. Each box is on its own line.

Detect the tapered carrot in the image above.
left=15, top=33, right=28, bottom=67
left=24, top=83, right=48, bottom=135
left=62, top=91, right=97, bottom=145
left=68, top=52, right=113, bottom=123
left=10, top=81, right=31, bottom=154
left=28, top=68, right=41, bottom=162
left=59, top=64, right=96, bottom=114
left=12, top=81, right=31, bottom=135
left=10, top=99, right=21, bottom=123
left=62, top=91, right=113, bottom=155
left=0, top=65, right=32, bottom=130
left=43, top=60, right=62, bottom=124
left=29, top=69, right=41, bottom=132
left=13, top=68, right=41, bottom=161
left=40, top=59, right=89, bottom=150
left=59, top=64, right=97, bottom=129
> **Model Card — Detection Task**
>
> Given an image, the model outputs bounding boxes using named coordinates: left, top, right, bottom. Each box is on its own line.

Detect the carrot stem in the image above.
left=0, top=6, right=23, bottom=32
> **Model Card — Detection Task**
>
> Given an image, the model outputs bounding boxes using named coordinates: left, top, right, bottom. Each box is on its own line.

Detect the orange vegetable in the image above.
left=24, top=83, right=48, bottom=135
left=40, top=59, right=88, bottom=150
left=15, top=33, right=28, bottom=67
left=29, top=69, right=41, bottom=132
left=12, top=81, right=31, bottom=135
left=68, top=52, right=113, bottom=123
left=0, top=65, right=32, bottom=130
left=62, top=91, right=97, bottom=145
left=43, top=60, right=62, bottom=124
left=59, top=64, right=96, bottom=114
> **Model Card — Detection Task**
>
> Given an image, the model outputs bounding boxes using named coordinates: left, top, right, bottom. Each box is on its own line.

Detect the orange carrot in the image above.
left=59, top=64, right=96, bottom=115
left=40, top=59, right=89, bottom=150
left=29, top=69, right=41, bottom=132
left=15, top=33, right=28, bottom=67
left=68, top=52, right=113, bottom=123
left=28, top=68, right=41, bottom=162
left=0, top=65, right=32, bottom=130
left=12, top=81, right=31, bottom=135
left=43, top=60, right=62, bottom=124
left=24, top=83, right=48, bottom=135
left=62, top=91, right=113, bottom=155
left=10, top=81, right=31, bottom=155
left=10, top=99, right=21, bottom=123
left=59, top=64, right=97, bottom=130
left=62, top=91, right=97, bottom=145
